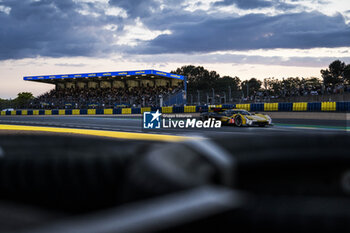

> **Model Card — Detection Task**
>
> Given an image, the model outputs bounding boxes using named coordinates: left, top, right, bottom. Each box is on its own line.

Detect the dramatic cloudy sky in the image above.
left=1, top=0, right=350, bottom=98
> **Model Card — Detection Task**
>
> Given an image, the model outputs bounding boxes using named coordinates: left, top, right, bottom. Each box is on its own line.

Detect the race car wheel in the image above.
left=234, top=115, right=242, bottom=127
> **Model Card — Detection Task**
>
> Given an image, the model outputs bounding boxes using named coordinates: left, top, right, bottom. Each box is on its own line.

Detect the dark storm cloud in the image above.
left=0, top=0, right=349, bottom=61
left=212, top=0, right=326, bottom=10
left=213, top=0, right=273, bottom=9
left=136, top=11, right=350, bottom=54
left=128, top=53, right=350, bottom=68
left=108, top=0, right=159, bottom=18
left=0, top=0, right=124, bottom=60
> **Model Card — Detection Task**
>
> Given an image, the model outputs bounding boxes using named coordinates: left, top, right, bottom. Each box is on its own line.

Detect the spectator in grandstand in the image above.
left=30, top=84, right=183, bottom=109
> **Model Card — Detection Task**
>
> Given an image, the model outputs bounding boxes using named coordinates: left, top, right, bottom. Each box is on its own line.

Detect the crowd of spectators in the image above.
left=30, top=84, right=183, bottom=109
left=242, top=84, right=350, bottom=102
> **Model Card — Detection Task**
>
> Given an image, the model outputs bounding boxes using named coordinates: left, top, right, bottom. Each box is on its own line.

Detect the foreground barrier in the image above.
left=1, top=101, right=349, bottom=116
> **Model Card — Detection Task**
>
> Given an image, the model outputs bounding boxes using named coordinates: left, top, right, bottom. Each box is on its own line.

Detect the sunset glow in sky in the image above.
left=0, top=0, right=349, bottom=98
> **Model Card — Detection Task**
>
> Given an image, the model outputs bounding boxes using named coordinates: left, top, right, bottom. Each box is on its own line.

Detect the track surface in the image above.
left=0, top=115, right=348, bottom=138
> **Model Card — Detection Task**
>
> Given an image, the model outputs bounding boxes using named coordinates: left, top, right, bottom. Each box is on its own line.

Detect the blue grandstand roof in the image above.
left=23, top=69, right=185, bottom=81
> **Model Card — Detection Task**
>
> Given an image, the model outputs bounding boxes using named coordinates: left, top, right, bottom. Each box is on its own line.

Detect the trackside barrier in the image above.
left=104, top=109, right=113, bottom=115
left=196, top=106, right=208, bottom=112
left=173, top=106, right=184, bottom=113
left=307, top=102, right=321, bottom=112
left=222, top=104, right=234, bottom=109
left=264, top=103, right=278, bottom=111
left=122, top=108, right=131, bottom=114
left=235, top=104, right=250, bottom=111
left=293, top=102, right=307, bottom=111
left=1, top=101, right=349, bottom=116
left=80, top=109, right=87, bottom=115
left=72, top=109, right=80, bottom=115
left=132, top=108, right=141, bottom=114
left=162, top=107, right=173, bottom=114
left=337, top=102, right=350, bottom=112
left=151, top=107, right=162, bottom=112
left=321, top=101, right=336, bottom=111
left=208, top=105, right=222, bottom=110
left=88, top=109, right=96, bottom=115
left=141, top=107, right=151, bottom=114
left=278, top=103, right=293, bottom=111
left=251, top=103, right=264, bottom=112
left=184, top=106, right=196, bottom=113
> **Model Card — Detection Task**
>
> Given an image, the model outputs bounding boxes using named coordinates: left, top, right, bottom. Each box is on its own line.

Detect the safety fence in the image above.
left=1, top=101, right=349, bottom=116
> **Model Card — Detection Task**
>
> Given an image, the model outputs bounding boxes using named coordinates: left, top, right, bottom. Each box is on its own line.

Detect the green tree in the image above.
left=173, top=65, right=215, bottom=91
left=13, top=92, right=34, bottom=109
left=321, top=60, right=346, bottom=86
left=241, top=78, right=262, bottom=97
left=172, top=65, right=241, bottom=92
left=0, top=98, right=13, bottom=110
left=263, top=78, right=281, bottom=96
left=344, top=64, right=350, bottom=84
left=215, top=76, right=241, bottom=92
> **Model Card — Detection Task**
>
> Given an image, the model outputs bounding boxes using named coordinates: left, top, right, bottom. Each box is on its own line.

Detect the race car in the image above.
left=200, top=108, right=272, bottom=127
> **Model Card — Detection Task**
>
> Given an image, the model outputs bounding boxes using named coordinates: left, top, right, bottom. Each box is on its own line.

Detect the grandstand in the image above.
left=24, top=70, right=187, bottom=109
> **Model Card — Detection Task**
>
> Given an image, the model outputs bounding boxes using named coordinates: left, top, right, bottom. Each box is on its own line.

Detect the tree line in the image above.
left=173, top=60, right=350, bottom=97
left=0, top=92, right=34, bottom=110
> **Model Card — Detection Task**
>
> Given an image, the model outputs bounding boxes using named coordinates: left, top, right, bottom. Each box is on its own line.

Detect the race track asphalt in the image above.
left=0, top=115, right=348, bottom=138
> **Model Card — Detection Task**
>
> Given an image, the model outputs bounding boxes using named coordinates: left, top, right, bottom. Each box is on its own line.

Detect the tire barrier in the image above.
left=293, top=102, right=308, bottom=111
left=1, top=101, right=350, bottom=116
